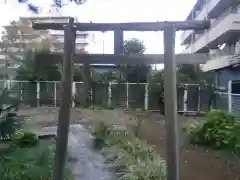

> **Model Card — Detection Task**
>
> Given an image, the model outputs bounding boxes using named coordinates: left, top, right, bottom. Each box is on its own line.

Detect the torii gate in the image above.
left=32, top=18, right=210, bottom=180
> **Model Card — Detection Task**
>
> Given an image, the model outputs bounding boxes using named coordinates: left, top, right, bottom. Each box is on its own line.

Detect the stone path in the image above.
left=36, top=124, right=115, bottom=180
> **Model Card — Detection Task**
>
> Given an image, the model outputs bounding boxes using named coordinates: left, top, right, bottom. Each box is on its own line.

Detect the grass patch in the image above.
left=92, top=121, right=167, bottom=180
left=0, top=139, right=73, bottom=180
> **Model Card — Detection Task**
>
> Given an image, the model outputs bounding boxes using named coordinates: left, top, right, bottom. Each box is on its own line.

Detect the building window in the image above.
left=232, top=80, right=240, bottom=94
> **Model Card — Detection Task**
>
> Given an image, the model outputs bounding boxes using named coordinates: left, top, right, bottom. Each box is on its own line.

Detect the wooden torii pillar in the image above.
left=32, top=18, right=210, bottom=180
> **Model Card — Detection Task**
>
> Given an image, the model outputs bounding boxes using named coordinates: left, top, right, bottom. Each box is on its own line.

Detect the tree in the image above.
left=124, top=38, right=146, bottom=55
left=120, top=38, right=150, bottom=83
left=99, top=71, right=118, bottom=82
left=15, top=50, right=61, bottom=81
left=177, top=64, right=199, bottom=82
left=13, top=0, right=87, bottom=13
left=148, top=64, right=215, bottom=114
left=177, top=64, right=214, bottom=85
left=0, top=18, right=59, bottom=80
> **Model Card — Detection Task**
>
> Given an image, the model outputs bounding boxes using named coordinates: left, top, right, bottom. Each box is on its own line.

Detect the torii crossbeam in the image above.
left=32, top=18, right=210, bottom=180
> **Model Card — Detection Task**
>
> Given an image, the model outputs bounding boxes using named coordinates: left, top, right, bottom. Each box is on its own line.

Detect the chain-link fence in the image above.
left=215, top=92, right=229, bottom=112
left=128, top=83, right=146, bottom=109
left=4, top=81, right=207, bottom=113
left=199, top=86, right=211, bottom=112
left=3, top=80, right=240, bottom=116
left=186, top=85, right=199, bottom=112
left=232, top=94, right=240, bottom=118
left=92, top=82, right=109, bottom=107
left=39, top=81, right=56, bottom=106
left=214, top=92, right=240, bottom=118
left=111, top=83, right=127, bottom=108
left=177, top=87, right=185, bottom=112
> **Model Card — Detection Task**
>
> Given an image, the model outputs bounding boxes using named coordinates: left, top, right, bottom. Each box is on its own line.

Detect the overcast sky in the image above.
left=0, top=0, right=196, bottom=56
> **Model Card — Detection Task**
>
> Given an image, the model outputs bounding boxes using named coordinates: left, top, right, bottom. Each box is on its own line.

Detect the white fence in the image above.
left=0, top=80, right=219, bottom=113
left=215, top=92, right=240, bottom=117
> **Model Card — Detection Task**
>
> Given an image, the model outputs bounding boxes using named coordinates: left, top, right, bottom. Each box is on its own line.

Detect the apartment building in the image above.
left=0, top=16, right=94, bottom=78
left=181, top=0, right=240, bottom=54
left=180, top=0, right=240, bottom=93
left=1, top=16, right=92, bottom=54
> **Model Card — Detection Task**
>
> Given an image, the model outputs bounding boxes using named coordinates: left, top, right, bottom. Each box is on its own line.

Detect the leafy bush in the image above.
left=185, top=110, right=240, bottom=153
left=0, top=87, right=21, bottom=140
left=11, top=131, right=38, bottom=147
left=92, top=121, right=166, bottom=180
left=132, top=108, right=146, bottom=137
left=0, top=140, right=73, bottom=180
left=91, top=121, right=109, bottom=148
left=15, top=50, right=61, bottom=82
left=73, top=94, right=90, bottom=108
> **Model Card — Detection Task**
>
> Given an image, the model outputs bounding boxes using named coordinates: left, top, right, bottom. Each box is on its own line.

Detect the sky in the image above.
left=0, top=0, right=197, bottom=59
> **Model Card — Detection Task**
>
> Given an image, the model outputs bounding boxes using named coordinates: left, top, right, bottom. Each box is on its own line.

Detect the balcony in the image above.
left=180, top=0, right=235, bottom=44
left=184, top=13, right=240, bottom=53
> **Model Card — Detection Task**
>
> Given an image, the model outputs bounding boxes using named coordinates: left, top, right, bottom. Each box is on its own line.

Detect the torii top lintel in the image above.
left=32, top=18, right=210, bottom=31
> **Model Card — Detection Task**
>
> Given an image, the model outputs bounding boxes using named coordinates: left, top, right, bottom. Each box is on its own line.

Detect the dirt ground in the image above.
left=138, top=113, right=240, bottom=180
left=18, top=107, right=240, bottom=180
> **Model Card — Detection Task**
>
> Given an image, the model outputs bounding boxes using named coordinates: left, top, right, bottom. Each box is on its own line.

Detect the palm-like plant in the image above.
left=93, top=123, right=167, bottom=180
left=0, top=87, right=21, bottom=140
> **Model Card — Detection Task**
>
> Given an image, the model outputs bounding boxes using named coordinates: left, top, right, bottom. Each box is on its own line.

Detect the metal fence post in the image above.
left=90, top=87, right=93, bottom=107
left=198, top=85, right=201, bottom=112
left=108, top=82, right=112, bottom=106
left=72, top=81, right=76, bottom=107
left=54, top=82, right=57, bottom=107
left=4, top=80, right=10, bottom=90
left=7, top=80, right=10, bottom=90
left=228, top=80, right=232, bottom=113
left=126, top=82, right=129, bottom=109
left=20, top=81, right=23, bottom=102
left=36, top=82, right=40, bottom=107
left=144, top=83, right=148, bottom=110
left=183, top=84, right=188, bottom=114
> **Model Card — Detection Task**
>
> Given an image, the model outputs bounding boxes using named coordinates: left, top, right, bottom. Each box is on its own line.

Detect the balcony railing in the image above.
left=185, top=12, right=240, bottom=53
left=211, top=7, right=232, bottom=28
left=193, top=11, right=236, bottom=44
left=181, top=0, right=223, bottom=42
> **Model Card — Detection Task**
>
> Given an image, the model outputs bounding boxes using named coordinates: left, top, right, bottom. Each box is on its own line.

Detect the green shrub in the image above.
left=11, top=131, right=38, bottom=147
left=0, top=87, right=21, bottom=140
left=92, top=122, right=166, bottom=180
left=0, top=140, right=73, bottom=180
left=186, top=110, right=240, bottom=153
left=92, top=121, right=109, bottom=139
left=73, top=94, right=91, bottom=108
left=91, top=121, right=109, bottom=148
